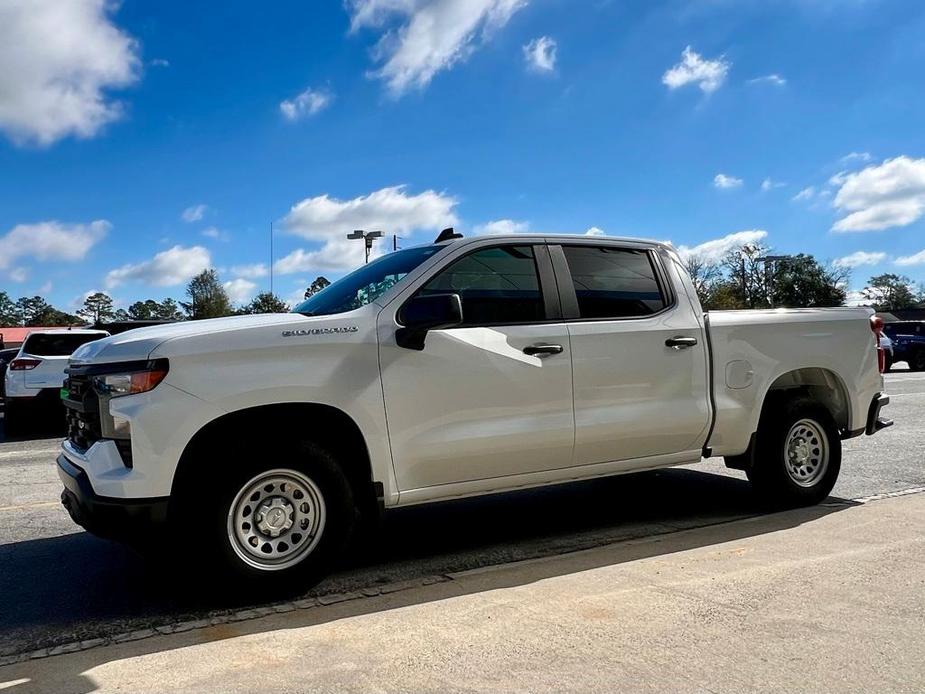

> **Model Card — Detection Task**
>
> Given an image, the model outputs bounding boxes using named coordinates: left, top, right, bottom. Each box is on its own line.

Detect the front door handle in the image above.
left=523, top=343, right=564, bottom=356
left=665, top=336, right=698, bottom=350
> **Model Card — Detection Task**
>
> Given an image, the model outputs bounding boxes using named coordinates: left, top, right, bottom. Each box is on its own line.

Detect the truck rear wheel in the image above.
left=189, top=440, right=356, bottom=593
left=746, top=397, right=841, bottom=507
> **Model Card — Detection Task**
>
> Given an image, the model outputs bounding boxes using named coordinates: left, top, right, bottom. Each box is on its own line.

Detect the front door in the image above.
left=378, top=243, right=575, bottom=493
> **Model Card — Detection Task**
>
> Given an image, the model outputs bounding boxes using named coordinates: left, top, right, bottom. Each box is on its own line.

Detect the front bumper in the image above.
left=58, top=454, right=168, bottom=539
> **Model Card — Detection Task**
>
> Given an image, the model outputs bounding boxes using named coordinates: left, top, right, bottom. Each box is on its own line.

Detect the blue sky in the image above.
left=1, top=0, right=924, bottom=310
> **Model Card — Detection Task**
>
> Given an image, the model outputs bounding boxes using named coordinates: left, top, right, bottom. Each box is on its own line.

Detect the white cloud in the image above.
left=105, top=245, right=211, bottom=288
left=348, top=0, right=528, bottom=96
left=523, top=36, right=557, bottom=73
left=714, top=173, right=743, bottom=189
left=276, top=185, right=458, bottom=273
left=761, top=177, right=785, bottom=191
left=832, top=156, right=925, bottom=232
left=839, top=151, right=872, bottom=165
left=473, top=219, right=530, bottom=235
left=833, top=251, right=887, bottom=268
left=896, top=249, right=925, bottom=267
left=675, top=230, right=768, bottom=263
left=0, top=0, right=139, bottom=146
left=38, top=281, right=53, bottom=294
left=747, top=74, right=786, bottom=86
left=223, top=278, right=258, bottom=304
left=9, top=267, right=29, bottom=283
left=231, top=263, right=269, bottom=279
left=201, top=226, right=229, bottom=241
left=662, top=46, right=730, bottom=94
left=0, top=220, right=108, bottom=270
left=181, top=204, right=208, bottom=223
left=792, top=186, right=816, bottom=202
left=280, top=87, right=333, bottom=121
left=585, top=226, right=606, bottom=236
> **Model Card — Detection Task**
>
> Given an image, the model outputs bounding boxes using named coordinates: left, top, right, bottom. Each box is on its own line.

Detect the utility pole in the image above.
left=346, top=230, right=384, bottom=264
left=758, top=255, right=792, bottom=308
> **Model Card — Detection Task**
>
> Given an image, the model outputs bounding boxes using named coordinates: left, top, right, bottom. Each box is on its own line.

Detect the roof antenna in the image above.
left=434, top=227, right=463, bottom=243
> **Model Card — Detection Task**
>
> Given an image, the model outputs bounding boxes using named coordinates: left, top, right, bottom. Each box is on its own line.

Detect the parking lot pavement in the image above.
left=0, top=371, right=922, bottom=665
left=3, top=488, right=924, bottom=693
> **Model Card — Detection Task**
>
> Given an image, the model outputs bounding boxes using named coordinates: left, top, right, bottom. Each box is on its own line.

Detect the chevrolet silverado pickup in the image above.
left=58, top=233, right=892, bottom=588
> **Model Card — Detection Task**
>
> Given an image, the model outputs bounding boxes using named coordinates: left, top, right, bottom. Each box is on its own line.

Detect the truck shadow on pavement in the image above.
left=0, top=468, right=858, bottom=693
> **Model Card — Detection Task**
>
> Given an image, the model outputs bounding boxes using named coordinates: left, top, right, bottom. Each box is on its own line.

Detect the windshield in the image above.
left=292, top=245, right=444, bottom=317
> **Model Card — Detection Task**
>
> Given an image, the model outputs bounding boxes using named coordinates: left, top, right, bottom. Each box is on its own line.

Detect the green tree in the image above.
left=77, top=291, right=115, bottom=324
left=862, top=274, right=920, bottom=312
left=771, top=255, right=848, bottom=308
left=33, top=306, right=83, bottom=327
left=304, top=276, right=331, bottom=299
left=240, top=292, right=289, bottom=314
left=181, top=270, right=233, bottom=320
left=15, top=296, right=52, bottom=326
left=113, top=308, right=131, bottom=321
left=0, top=291, right=20, bottom=327
left=127, top=299, right=159, bottom=320
left=722, top=242, right=772, bottom=309
left=126, top=298, right=184, bottom=321
left=155, top=298, right=184, bottom=321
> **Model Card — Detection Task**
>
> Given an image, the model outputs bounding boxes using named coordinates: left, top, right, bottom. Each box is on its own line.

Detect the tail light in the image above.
left=9, top=358, right=41, bottom=371
left=870, top=316, right=885, bottom=373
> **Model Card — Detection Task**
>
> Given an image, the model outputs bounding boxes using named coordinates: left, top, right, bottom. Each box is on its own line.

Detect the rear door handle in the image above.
left=665, top=336, right=698, bottom=350
left=523, top=343, right=564, bottom=356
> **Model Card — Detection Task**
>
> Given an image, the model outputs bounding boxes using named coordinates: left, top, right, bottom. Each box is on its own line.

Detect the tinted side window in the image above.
left=418, top=245, right=545, bottom=325
left=562, top=246, right=666, bottom=319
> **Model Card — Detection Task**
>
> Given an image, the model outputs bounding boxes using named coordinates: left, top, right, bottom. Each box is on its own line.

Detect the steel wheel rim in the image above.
left=784, top=418, right=829, bottom=488
left=226, top=468, right=326, bottom=571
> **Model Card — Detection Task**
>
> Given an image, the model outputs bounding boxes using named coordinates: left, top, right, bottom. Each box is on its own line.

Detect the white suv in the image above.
left=3, top=329, right=108, bottom=436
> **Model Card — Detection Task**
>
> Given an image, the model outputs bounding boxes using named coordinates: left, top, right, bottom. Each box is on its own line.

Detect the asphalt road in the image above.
left=0, top=370, right=922, bottom=660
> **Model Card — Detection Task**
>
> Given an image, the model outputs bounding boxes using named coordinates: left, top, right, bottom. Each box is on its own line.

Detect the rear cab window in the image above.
left=561, top=246, right=667, bottom=319
left=22, top=333, right=106, bottom=357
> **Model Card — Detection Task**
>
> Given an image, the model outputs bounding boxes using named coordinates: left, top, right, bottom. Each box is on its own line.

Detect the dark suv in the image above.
left=883, top=321, right=925, bottom=371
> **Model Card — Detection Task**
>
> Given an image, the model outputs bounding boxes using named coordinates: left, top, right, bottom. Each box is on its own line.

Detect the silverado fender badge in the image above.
left=281, top=326, right=359, bottom=337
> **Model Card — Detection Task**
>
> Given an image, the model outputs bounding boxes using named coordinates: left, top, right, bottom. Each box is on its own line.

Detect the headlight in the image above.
left=94, top=363, right=169, bottom=397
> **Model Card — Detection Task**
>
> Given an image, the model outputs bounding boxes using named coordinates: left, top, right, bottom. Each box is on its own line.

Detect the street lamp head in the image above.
left=367, top=230, right=384, bottom=239
left=347, top=230, right=365, bottom=240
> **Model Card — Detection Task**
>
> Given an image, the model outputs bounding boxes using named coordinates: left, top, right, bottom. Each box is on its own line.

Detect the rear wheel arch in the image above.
left=725, top=367, right=851, bottom=471
left=170, top=403, right=378, bottom=523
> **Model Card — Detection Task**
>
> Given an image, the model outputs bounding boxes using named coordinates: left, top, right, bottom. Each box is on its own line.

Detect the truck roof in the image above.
left=435, top=233, right=674, bottom=252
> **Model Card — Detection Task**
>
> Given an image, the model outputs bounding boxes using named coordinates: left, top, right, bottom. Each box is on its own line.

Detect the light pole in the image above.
left=758, top=255, right=792, bottom=308
left=347, top=230, right=384, bottom=264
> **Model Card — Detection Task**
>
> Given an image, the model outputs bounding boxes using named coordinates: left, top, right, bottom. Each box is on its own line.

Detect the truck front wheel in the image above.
left=189, top=440, right=357, bottom=592
left=746, top=397, right=841, bottom=507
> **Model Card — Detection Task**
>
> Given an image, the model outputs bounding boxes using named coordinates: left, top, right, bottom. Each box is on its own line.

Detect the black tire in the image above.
left=746, top=397, right=841, bottom=508
left=3, top=399, right=23, bottom=438
left=177, top=440, right=357, bottom=595
left=910, top=348, right=925, bottom=372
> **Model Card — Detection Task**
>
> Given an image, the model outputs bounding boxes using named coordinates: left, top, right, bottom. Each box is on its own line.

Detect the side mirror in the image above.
left=396, top=293, right=463, bottom=350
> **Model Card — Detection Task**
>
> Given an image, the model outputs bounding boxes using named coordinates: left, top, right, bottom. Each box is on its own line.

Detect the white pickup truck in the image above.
left=59, top=233, right=891, bottom=588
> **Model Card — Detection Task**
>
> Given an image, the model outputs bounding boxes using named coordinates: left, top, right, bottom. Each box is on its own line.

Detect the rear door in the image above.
left=550, top=242, right=711, bottom=467
left=378, top=242, right=575, bottom=493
